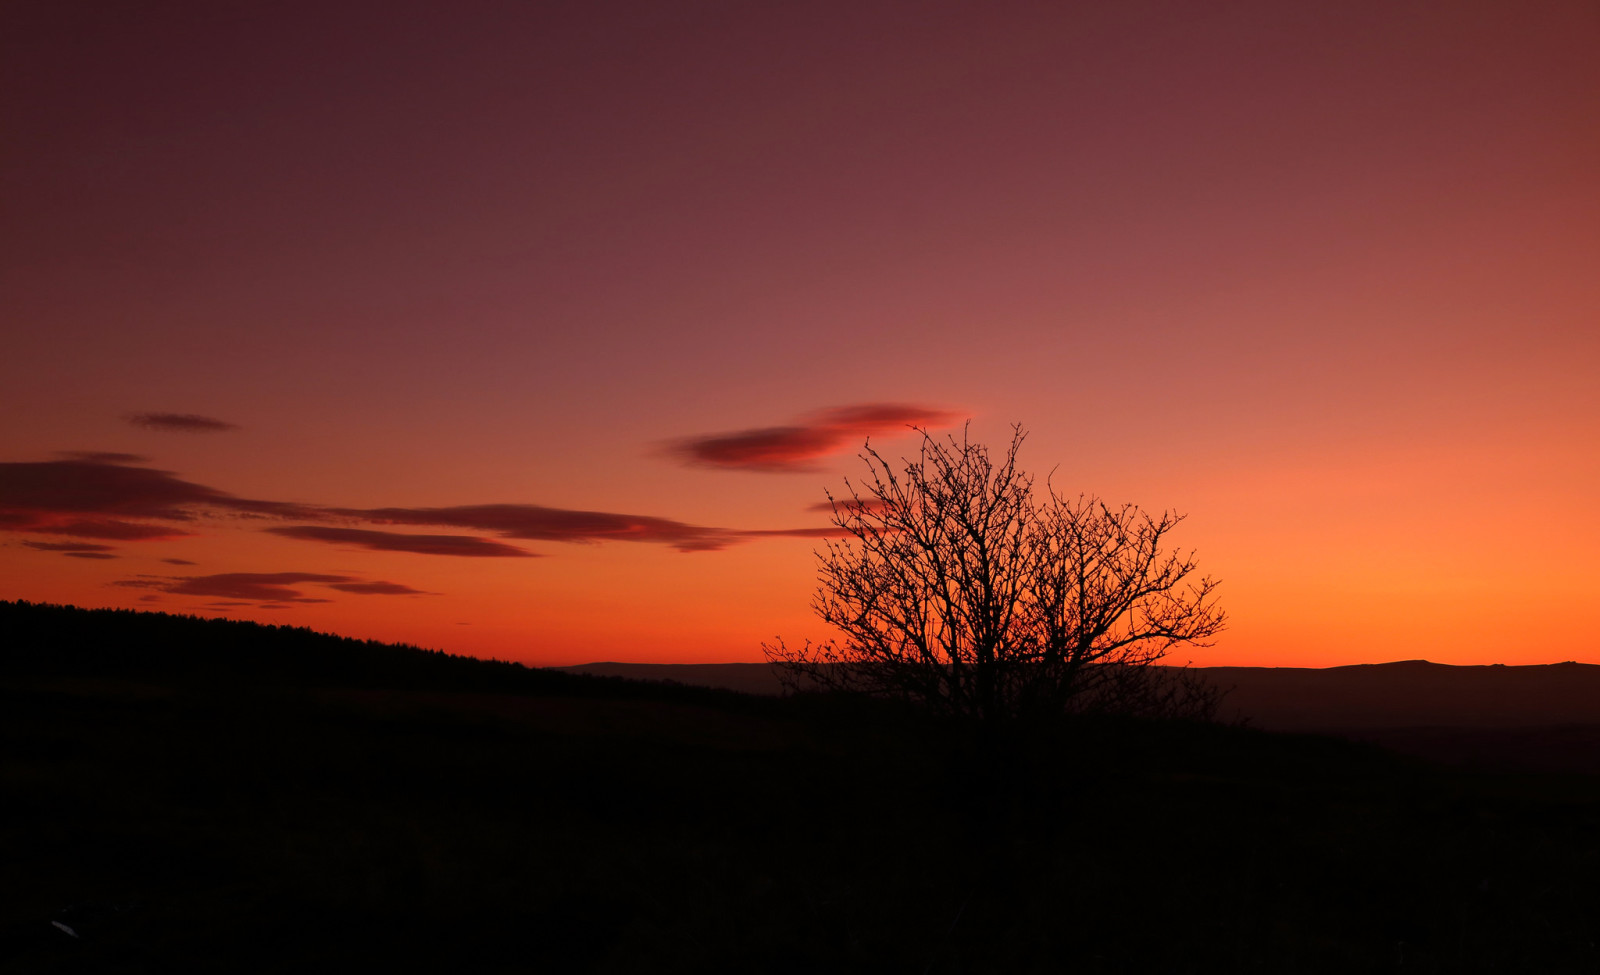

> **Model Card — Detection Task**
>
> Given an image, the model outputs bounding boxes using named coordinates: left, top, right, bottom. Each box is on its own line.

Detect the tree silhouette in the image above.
left=765, top=425, right=1226, bottom=730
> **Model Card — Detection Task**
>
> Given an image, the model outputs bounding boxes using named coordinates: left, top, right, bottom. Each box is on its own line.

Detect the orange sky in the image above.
left=3, top=1, right=1596, bottom=667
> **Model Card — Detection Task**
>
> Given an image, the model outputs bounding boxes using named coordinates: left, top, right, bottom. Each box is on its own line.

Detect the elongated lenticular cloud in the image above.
left=13, top=517, right=192, bottom=541
left=125, top=412, right=240, bottom=432
left=330, top=503, right=736, bottom=552
left=22, top=540, right=117, bottom=553
left=0, top=460, right=229, bottom=518
left=323, top=504, right=842, bottom=551
left=2, top=456, right=835, bottom=556
left=327, top=581, right=431, bottom=595
left=164, top=572, right=353, bottom=601
left=56, top=451, right=149, bottom=464
left=0, top=459, right=315, bottom=540
left=266, top=525, right=537, bottom=558
left=672, top=403, right=961, bottom=472
left=114, top=571, right=430, bottom=603
left=22, top=540, right=120, bottom=559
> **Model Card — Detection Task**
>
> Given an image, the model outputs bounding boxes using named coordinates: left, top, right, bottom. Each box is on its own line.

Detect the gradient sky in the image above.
left=4, top=0, right=1596, bottom=667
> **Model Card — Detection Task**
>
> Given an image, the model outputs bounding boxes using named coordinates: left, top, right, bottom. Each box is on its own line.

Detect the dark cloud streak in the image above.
left=163, top=572, right=351, bottom=602
left=22, top=540, right=116, bottom=553
left=23, top=537, right=121, bottom=559
left=4, top=456, right=836, bottom=556
left=266, top=525, right=537, bottom=558
left=804, top=498, right=890, bottom=515
left=330, top=504, right=737, bottom=552
left=327, top=581, right=431, bottom=595
left=57, top=451, right=148, bottom=464
left=114, top=571, right=432, bottom=603
left=0, top=459, right=313, bottom=540
left=125, top=412, right=240, bottom=433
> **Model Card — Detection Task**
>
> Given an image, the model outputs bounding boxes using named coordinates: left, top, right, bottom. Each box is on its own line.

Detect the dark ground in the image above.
left=3, top=601, right=1598, bottom=972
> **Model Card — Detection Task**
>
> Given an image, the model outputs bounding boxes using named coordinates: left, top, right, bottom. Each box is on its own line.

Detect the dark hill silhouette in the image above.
left=6, top=599, right=1600, bottom=969
left=0, top=600, right=752, bottom=707
left=24, top=601, right=1595, bottom=735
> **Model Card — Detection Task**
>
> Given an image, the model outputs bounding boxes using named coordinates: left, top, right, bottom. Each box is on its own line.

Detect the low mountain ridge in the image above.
left=557, top=659, right=1600, bottom=731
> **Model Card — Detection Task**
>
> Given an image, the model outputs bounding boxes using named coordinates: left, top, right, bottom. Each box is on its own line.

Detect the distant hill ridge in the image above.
left=558, top=659, right=1600, bottom=731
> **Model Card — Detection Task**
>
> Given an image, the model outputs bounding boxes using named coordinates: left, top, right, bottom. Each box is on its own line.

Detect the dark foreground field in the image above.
left=3, top=601, right=1598, bottom=972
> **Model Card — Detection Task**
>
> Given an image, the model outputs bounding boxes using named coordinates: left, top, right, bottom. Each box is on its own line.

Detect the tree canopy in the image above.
left=765, top=425, right=1226, bottom=728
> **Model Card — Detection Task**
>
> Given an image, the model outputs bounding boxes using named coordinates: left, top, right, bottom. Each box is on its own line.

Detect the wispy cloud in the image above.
left=737, top=527, right=840, bottom=540
left=26, top=518, right=192, bottom=540
left=22, top=540, right=116, bottom=553
left=326, top=581, right=431, bottom=595
left=22, top=540, right=120, bottom=560
left=266, top=525, right=537, bottom=558
left=163, top=572, right=349, bottom=601
left=124, top=412, right=240, bottom=433
left=329, top=503, right=738, bottom=552
left=57, top=451, right=149, bottom=464
left=114, top=571, right=429, bottom=603
left=671, top=403, right=960, bottom=472
left=322, top=505, right=841, bottom=551
left=804, top=497, right=890, bottom=515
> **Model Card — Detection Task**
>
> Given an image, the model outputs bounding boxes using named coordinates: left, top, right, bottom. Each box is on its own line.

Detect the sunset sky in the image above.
left=4, top=0, right=1596, bottom=667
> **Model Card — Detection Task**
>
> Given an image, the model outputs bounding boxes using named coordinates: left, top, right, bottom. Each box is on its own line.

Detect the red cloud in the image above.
left=124, top=412, right=239, bottom=432
left=671, top=403, right=961, bottom=472
left=265, top=525, right=536, bottom=558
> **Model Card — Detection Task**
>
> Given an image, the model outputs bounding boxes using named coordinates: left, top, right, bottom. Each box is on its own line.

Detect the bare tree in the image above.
left=764, top=425, right=1226, bottom=729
